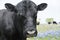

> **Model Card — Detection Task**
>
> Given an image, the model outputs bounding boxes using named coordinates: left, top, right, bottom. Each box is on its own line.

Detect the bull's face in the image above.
left=5, top=1, right=47, bottom=38
left=23, top=9, right=37, bottom=37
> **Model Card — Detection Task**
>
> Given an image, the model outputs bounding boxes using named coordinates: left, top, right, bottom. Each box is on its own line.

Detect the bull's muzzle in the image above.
left=26, top=30, right=37, bottom=38
left=27, top=30, right=35, bottom=34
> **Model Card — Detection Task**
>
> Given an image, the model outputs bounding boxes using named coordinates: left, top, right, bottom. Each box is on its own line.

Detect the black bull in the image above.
left=0, top=0, right=47, bottom=40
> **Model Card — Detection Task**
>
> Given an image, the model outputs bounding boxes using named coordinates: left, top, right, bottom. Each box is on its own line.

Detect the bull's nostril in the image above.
left=27, top=30, right=35, bottom=34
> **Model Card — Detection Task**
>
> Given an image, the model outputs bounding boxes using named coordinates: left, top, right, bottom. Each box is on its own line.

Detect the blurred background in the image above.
left=0, top=0, right=60, bottom=40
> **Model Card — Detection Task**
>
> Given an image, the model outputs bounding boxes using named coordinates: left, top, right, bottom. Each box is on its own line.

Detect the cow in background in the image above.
left=53, top=21, right=57, bottom=24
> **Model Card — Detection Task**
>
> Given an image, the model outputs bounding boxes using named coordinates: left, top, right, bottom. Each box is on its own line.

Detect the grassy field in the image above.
left=27, top=24, right=60, bottom=40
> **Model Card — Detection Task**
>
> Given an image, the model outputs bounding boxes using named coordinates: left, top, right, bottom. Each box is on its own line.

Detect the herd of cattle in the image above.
left=48, top=21, right=57, bottom=24
left=0, top=0, right=47, bottom=40
left=37, top=21, right=57, bottom=25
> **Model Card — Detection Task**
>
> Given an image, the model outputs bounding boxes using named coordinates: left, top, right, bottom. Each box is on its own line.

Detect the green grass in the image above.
left=27, top=24, right=60, bottom=40
left=27, top=37, right=60, bottom=40
left=37, top=24, right=60, bottom=32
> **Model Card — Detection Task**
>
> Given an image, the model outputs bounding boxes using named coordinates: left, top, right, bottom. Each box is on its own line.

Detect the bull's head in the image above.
left=5, top=0, right=47, bottom=38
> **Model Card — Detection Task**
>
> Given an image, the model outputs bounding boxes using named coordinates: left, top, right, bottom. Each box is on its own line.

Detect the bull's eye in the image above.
left=35, top=15, right=37, bottom=18
left=33, top=13, right=37, bottom=18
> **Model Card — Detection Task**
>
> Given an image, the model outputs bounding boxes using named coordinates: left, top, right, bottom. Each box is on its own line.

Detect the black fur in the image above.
left=0, top=0, right=47, bottom=40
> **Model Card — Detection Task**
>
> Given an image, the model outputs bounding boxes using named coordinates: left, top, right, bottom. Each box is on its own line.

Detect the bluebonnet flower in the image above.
left=36, top=30, right=60, bottom=39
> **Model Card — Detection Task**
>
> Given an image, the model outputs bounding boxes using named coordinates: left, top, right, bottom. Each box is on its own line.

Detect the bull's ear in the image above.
left=37, top=3, right=47, bottom=11
left=5, top=3, right=17, bottom=13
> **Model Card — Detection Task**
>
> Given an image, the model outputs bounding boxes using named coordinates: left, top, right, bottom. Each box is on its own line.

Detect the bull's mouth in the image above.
left=26, top=34, right=37, bottom=38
